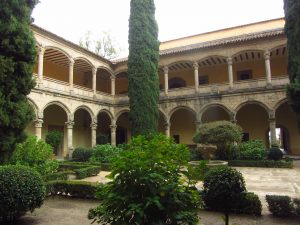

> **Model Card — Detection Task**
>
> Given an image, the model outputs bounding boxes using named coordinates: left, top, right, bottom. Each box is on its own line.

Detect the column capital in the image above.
left=193, top=62, right=199, bottom=70
left=110, top=74, right=116, bottom=80
left=69, top=58, right=74, bottom=66
left=163, top=66, right=168, bottom=74
left=34, top=119, right=43, bottom=128
left=65, top=120, right=74, bottom=129
left=90, top=122, right=97, bottom=130
left=110, top=124, right=117, bottom=130
left=38, top=46, right=45, bottom=55
left=164, top=121, right=171, bottom=129
left=268, top=110, right=276, bottom=121
left=227, top=57, right=233, bottom=65
left=264, top=50, right=271, bottom=60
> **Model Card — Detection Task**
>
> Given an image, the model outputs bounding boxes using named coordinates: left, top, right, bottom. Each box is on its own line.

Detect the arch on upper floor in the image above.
left=196, top=55, right=228, bottom=67
left=269, top=44, right=287, bottom=53
left=234, top=100, right=270, bottom=115
left=97, top=66, right=114, bottom=76
left=97, top=109, right=114, bottom=121
left=167, top=60, right=194, bottom=68
left=231, top=49, right=265, bottom=59
left=168, top=105, right=196, bottom=119
left=44, top=46, right=72, bottom=61
left=115, top=70, right=128, bottom=76
left=73, top=105, right=95, bottom=119
left=73, top=56, right=94, bottom=68
left=42, top=101, right=71, bottom=116
left=199, top=103, right=233, bottom=121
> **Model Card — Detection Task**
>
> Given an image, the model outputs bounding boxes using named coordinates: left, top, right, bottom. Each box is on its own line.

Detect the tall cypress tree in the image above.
left=0, top=0, right=38, bottom=163
left=128, top=0, right=160, bottom=136
left=284, top=0, right=300, bottom=129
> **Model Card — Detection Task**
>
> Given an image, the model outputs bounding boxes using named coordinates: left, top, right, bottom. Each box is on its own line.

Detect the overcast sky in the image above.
left=32, top=0, right=284, bottom=57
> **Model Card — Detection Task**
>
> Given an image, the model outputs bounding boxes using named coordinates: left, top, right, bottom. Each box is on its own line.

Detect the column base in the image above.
left=266, top=83, right=272, bottom=89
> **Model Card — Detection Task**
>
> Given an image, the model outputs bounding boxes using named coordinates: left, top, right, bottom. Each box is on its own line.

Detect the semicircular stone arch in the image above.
left=199, top=103, right=233, bottom=123
left=73, top=105, right=95, bottom=120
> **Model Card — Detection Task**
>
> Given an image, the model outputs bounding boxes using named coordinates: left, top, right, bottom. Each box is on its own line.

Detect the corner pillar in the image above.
left=111, top=75, right=116, bottom=96
left=34, top=119, right=43, bottom=140
left=91, top=121, right=97, bottom=147
left=69, top=59, right=74, bottom=93
left=38, top=46, right=45, bottom=88
left=193, top=62, right=199, bottom=93
left=65, top=120, right=74, bottom=159
left=92, top=67, right=97, bottom=97
left=164, top=122, right=171, bottom=138
left=163, top=66, right=169, bottom=96
left=264, top=50, right=272, bottom=87
left=227, top=57, right=234, bottom=90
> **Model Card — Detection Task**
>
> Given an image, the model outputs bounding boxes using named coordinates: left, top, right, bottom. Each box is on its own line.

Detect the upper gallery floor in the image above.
left=31, top=18, right=288, bottom=105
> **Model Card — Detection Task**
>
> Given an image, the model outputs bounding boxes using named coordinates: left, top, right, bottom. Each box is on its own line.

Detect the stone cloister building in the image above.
left=26, top=18, right=300, bottom=158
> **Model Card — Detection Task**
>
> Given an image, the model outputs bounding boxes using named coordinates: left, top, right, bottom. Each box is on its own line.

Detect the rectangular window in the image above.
left=237, top=70, right=252, bottom=81
left=199, top=75, right=209, bottom=85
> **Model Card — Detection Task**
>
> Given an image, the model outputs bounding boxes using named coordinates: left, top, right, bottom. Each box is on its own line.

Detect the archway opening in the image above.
left=73, top=108, right=92, bottom=148
left=97, top=69, right=111, bottom=94
left=97, top=111, right=112, bottom=145
left=170, top=108, right=196, bottom=147
left=115, top=72, right=128, bottom=95
left=74, top=59, right=93, bottom=89
left=268, top=127, right=289, bottom=152
left=275, top=101, right=300, bottom=154
left=43, top=104, right=68, bottom=158
left=236, top=103, right=269, bottom=145
left=116, top=112, right=130, bottom=145
left=270, top=46, right=288, bottom=77
left=201, top=106, right=230, bottom=123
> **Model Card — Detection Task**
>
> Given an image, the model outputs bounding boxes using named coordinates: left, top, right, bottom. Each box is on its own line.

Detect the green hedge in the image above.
left=266, top=195, right=300, bottom=217
left=228, top=160, right=293, bottom=168
left=43, top=171, right=70, bottom=182
left=74, top=166, right=101, bottom=179
left=100, top=163, right=111, bottom=171
left=47, top=180, right=98, bottom=199
left=235, top=192, right=262, bottom=216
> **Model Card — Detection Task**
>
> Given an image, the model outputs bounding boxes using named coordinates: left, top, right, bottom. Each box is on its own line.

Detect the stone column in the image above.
left=227, top=57, right=234, bottom=89
left=110, top=124, right=117, bottom=146
left=269, top=113, right=276, bottom=147
left=34, top=119, right=43, bottom=140
left=163, top=66, right=169, bottom=96
left=164, top=122, right=171, bottom=138
left=92, top=67, right=97, bottom=96
left=65, top=120, right=74, bottom=159
left=193, top=62, right=199, bottom=93
left=195, top=120, right=202, bottom=132
left=91, top=121, right=97, bottom=147
left=264, top=50, right=272, bottom=87
left=230, top=113, right=237, bottom=124
left=69, top=59, right=74, bottom=93
left=38, top=46, right=45, bottom=88
left=111, top=75, right=116, bottom=96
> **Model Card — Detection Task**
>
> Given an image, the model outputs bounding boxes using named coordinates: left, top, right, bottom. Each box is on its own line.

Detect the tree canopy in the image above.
left=284, top=0, right=300, bottom=129
left=127, top=0, right=160, bottom=136
left=0, top=0, right=38, bottom=163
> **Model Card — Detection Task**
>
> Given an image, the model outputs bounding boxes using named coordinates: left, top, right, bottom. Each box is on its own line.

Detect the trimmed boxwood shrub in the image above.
left=0, top=165, right=46, bottom=222
left=74, top=166, right=101, bottom=179
left=236, top=192, right=262, bottom=216
left=266, top=195, right=294, bottom=217
left=100, top=162, right=111, bottom=171
left=72, top=147, right=94, bottom=162
left=47, top=180, right=98, bottom=199
left=228, top=160, right=293, bottom=168
left=202, top=166, right=246, bottom=225
left=268, top=146, right=283, bottom=161
left=90, top=144, right=122, bottom=163
left=43, top=171, right=70, bottom=182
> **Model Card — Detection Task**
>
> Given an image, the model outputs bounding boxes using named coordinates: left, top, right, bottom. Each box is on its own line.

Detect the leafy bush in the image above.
left=266, top=195, right=294, bottom=217
left=100, top=162, right=111, bottom=171
left=45, top=131, right=63, bottom=150
left=72, top=147, right=94, bottom=162
left=47, top=180, right=98, bottom=199
left=89, top=134, right=201, bottom=225
left=90, top=144, right=122, bottom=163
left=236, top=192, right=262, bottom=216
left=268, top=146, right=283, bottom=161
left=43, top=171, right=70, bottom=182
left=202, top=166, right=246, bottom=225
left=189, top=147, right=203, bottom=161
left=215, top=144, right=240, bottom=160
left=74, top=166, right=101, bottom=179
left=0, top=165, right=46, bottom=222
left=10, top=135, right=58, bottom=175
left=228, top=160, right=293, bottom=168
left=239, top=140, right=267, bottom=160
left=188, top=160, right=209, bottom=181
left=193, top=121, right=242, bottom=160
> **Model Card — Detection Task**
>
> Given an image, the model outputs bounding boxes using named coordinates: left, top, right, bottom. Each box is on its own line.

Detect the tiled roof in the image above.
left=112, top=28, right=285, bottom=63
